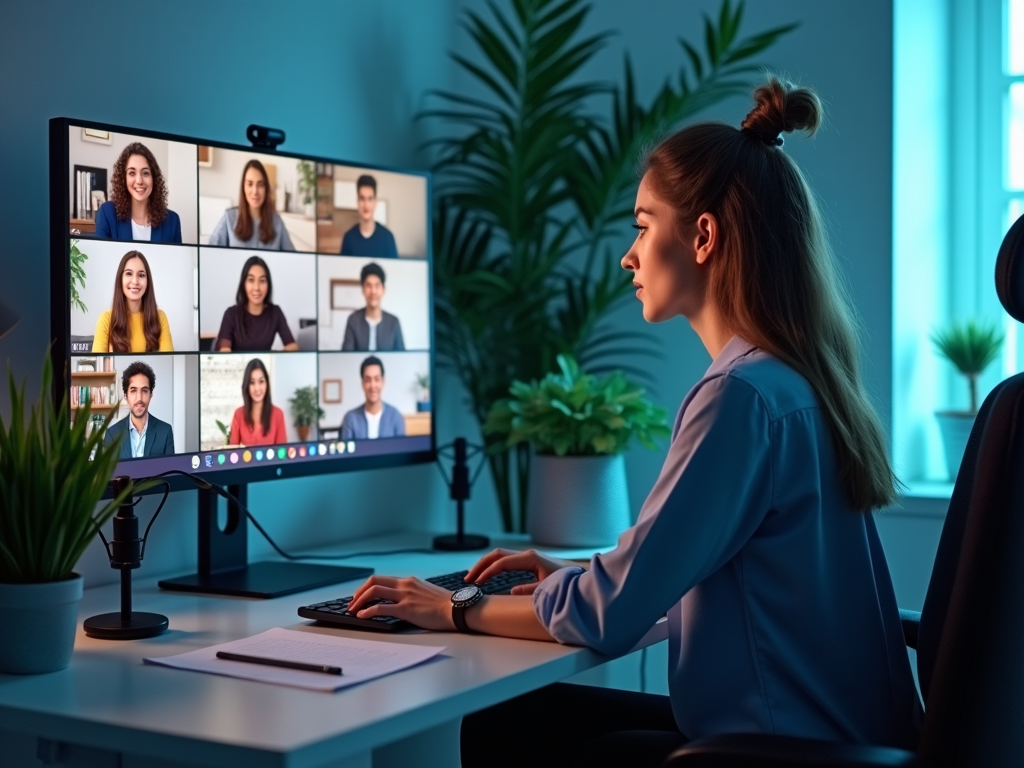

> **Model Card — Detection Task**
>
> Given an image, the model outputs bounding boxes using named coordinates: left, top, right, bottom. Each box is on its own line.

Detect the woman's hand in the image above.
left=465, top=548, right=584, bottom=595
left=348, top=575, right=456, bottom=631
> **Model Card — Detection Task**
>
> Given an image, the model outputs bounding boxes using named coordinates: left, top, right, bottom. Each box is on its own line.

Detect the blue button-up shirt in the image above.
left=533, top=337, right=921, bottom=748
left=128, top=415, right=148, bottom=458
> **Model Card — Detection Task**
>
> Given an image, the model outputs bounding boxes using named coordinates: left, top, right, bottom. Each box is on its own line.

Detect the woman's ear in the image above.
left=694, top=212, right=719, bottom=265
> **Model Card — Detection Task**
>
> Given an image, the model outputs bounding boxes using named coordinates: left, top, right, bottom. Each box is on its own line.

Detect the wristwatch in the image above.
left=451, top=585, right=484, bottom=633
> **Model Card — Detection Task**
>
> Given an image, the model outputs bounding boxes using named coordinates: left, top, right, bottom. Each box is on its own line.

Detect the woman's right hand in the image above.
left=464, top=548, right=584, bottom=595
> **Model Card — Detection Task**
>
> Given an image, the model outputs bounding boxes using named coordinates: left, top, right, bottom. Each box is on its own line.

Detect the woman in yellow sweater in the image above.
left=92, top=250, right=173, bottom=352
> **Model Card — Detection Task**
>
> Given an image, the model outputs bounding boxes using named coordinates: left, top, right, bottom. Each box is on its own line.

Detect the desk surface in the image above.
left=0, top=534, right=661, bottom=768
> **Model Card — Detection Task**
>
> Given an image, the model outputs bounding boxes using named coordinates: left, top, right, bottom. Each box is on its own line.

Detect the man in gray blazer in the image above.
left=341, top=262, right=405, bottom=351
left=103, top=361, right=176, bottom=459
left=340, top=356, right=406, bottom=440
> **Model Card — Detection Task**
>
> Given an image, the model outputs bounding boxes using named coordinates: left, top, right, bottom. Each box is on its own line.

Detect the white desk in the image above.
left=0, top=535, right=665, bottom=768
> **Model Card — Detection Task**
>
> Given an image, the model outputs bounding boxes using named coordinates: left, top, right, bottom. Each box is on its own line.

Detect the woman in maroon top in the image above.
left=217, top=256, right=298, bottom=352
left=228, top=358, right=287, bottom=446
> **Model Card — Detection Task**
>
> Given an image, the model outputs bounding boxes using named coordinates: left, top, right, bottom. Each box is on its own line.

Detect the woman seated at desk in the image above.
left=228, top=358, right=287, bottom=446
left=95, top=142, right=183, bottom=244
left=93, top=250, right=173, bottom=352
left=348, top=77, right=922, bottom=768
left=216, top=256, right=298, bottom=352
left=208, top=160, right=294, bottom=251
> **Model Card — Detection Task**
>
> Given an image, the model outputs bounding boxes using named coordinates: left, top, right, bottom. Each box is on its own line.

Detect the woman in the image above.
left=347, top=78, right=922, bottom=766
left=95, top=142, right=182, bottom=243
left=216, top=256, right=298, bottom=351
left=228, top=358, right=287, bottom=446
left=208, top=159, right=295, bottom=250
left=92, top=250, right=173, bottom=352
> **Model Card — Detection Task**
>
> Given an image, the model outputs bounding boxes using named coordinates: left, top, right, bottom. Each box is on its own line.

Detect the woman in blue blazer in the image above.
left=95, top=142, right=182, bottom=244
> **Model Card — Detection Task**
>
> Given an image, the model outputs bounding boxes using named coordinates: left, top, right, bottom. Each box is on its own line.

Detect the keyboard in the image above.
left=297, top=569, right=538, bottom=632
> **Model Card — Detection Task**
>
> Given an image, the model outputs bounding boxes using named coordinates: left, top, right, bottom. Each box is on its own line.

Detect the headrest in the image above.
left=996, top=213, right=1024, bottom=323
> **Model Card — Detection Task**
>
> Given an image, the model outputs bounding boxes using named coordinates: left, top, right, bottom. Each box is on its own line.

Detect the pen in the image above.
left=216, top=651, right=342, bottom=675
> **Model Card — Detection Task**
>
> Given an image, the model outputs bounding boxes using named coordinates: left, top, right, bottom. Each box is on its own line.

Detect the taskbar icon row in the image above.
left=190, top=441, right=357, bottom=470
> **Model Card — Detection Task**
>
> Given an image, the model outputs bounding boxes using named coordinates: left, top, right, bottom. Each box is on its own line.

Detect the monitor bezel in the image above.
left=49, top=117, right=436, bottom=496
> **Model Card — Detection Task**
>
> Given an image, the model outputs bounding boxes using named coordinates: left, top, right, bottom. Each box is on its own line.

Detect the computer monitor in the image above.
left=49, top=118, right=434, bottom=597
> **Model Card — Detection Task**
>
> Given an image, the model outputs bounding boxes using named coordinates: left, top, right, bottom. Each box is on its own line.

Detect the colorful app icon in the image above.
left=328, top=443, right=336, bottom=455
left=299, top=446, right=307, bottom=457
left=307, top=444, right=316, bottom=457
left=266, top=450, right=274, bottom=461
left=347, top=441, right=356, bottom=454
left=205, top=455, right=213, bottom=467
left=255, top=450, right=264, bottom=461
left=278, top=447, right=286, bottom=459
left=318, top=444, right=327, bottom=456
left=287, top=446, right=297, bottom=459
left=191, top=455, right=200, bottom=469
left=230, top=452, right=239, bottom=464
left=336, top=442, right=346, bottom=454
left=217, top=454, right=226, bottom=465
left=242, top=450, right=252, bottom=463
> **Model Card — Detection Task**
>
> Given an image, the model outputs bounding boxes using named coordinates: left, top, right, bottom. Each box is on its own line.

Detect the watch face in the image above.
left=452, top=586, right=481, bottom=603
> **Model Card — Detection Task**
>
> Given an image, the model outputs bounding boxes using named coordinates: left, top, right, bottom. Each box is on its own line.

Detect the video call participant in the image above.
left=340, top=356, right=406, bottom=440
left=93, top=250, right=173, bottom=353
left=339, top=175, right=398, bottom=258
left=228, top=358, right=287, bottom=446
left=341, top=262, right=405, bottom=351
left=208, top=159, right=295, bottom=251
left=103, top=361, right=175, bottom=458
left=216, top=256, right=298, bottom=352
left=95, top=142, right=183, bottom=243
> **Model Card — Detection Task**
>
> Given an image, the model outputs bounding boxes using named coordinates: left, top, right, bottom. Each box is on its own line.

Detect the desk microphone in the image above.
left=83, top=476, right=169, bottom=640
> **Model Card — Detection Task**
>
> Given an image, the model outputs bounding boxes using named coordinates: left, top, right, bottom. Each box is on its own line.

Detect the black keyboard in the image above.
left=297, top=569, right=538, bottom=632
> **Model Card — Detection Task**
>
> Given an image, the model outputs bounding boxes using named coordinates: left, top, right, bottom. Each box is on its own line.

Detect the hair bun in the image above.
left=741, top=75, right=822, bottom=145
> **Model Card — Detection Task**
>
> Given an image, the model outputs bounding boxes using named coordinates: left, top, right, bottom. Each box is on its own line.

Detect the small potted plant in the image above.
left=931, top=319, right=1004, bottom=480
left=415, top=372, right=431, bottom=412
left=0, top=356, right=136, bottom=674
left=289, top=385, right=324, bottom=442
left=296, top=160, right=317, bottom=218
left=485, top=354, right=670, bottom=547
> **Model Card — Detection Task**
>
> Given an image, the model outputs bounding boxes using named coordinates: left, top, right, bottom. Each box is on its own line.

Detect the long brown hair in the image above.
left=643, top=75, right=898, bottom=511
left=110, top=142, right=169, bottom=227
left=108, top=250, right=161, bottom=353
left=241, top=358, right=273, bottom=435
left=234, top=160, right=276, bottom=244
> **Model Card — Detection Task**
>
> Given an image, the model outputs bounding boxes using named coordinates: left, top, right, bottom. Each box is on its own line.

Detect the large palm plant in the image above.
left=426, top=0, right=795, bottom=531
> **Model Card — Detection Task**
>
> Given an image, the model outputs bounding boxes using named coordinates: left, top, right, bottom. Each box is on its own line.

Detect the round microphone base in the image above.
left=83, top=611, right=169, bottom=640
left=433, top=533, right=490, bottom=552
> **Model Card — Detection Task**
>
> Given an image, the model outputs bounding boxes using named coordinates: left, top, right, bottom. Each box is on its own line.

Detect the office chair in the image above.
left=663, top=213, right=1024, bottom=768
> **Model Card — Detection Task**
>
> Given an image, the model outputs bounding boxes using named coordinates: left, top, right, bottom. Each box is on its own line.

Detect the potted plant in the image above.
left=296, top=160, right=317, bottom=218
left=931, top=319, right=1004, bottom=480
left=415, top=372, right=431, bottom=412
left=0, top=356, right=136, bottom=674
left=289, top=385, right=324, bottom=442
left=485, top=355, right=670, bottom=547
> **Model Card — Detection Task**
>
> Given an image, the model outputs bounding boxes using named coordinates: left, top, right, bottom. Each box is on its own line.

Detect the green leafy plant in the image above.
left=416, top=372, right=430, bottom=400
left=425, top=0, right=795, bottom=530
left=0, top=355, right=142, bottom=583
left=289, top=385, right=325, bottom=428
left=297, top=160, right=317, bottom=207
left=215, top=419, right=231, bottom=443
left=931, top=320, right=1005, bottom=414
left=485, top=355, right=670, bottom=456
left=70, top=239, right=88, bottom=313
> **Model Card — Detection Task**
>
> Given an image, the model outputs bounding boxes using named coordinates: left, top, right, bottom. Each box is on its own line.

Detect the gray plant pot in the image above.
left=0, top=574, right=83, bottom=674
left=935, top=411, right=977, bottom=481
left=527, top=454, right=630, bottom=548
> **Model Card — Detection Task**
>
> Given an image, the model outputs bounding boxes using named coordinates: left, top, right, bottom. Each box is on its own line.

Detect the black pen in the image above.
left=216, top=651, right=342, bottom=675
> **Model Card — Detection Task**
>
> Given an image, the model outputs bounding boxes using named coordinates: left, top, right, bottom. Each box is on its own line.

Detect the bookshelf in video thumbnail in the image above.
left=61, top=123, right=433, bottom=468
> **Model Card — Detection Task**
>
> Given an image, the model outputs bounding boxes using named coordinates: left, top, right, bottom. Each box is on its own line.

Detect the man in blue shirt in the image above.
left=103, top=361, right=175, bottom=458
left=339, top=356, right=406, bottom=439
left=339, top=175, right=399, bottom=258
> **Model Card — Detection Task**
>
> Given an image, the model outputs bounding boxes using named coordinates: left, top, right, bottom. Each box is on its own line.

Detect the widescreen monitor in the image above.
left=49, top=118, right=434, bottom=596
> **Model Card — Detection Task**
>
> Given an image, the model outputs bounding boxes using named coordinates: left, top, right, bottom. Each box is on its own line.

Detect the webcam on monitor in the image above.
left=247, top=124, right=285, bottom=150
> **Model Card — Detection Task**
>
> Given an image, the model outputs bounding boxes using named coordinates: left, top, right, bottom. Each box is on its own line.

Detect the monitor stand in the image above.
left=158, top=484, right=372, bottom=599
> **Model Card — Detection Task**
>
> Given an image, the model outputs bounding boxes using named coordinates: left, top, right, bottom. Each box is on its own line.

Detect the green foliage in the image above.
left=485, top=355, right=670, bottom=457
left=70, top=239, right=88, bottom=313
left=425, top=0, right=795, bottom=530
left=931, top=319, right=1005, bottom=414
left=0, top=354, right=142, bottom=583
left=297, top=160, right=317, bottom=206
left=289, top=385, right=325, bottom=428
left=215, top=419, right=230, bottom=442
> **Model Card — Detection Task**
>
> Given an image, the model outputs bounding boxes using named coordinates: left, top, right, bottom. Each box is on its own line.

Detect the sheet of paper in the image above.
left=144, top=627, right=446, bottom=692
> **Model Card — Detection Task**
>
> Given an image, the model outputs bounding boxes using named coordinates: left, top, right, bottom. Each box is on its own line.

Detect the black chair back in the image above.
left=915, top=214, right=1024, bottom=767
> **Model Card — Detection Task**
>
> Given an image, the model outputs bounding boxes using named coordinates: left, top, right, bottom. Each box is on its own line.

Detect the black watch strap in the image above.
left=451, top=585, right=483, bottom=633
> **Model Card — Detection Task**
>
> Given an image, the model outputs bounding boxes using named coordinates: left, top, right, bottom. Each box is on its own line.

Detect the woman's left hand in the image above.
left=348, top=575, right=456, bottom=631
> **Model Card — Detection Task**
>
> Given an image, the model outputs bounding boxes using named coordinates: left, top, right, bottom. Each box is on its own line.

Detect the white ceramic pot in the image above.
left=935, top=411, right=977, bottom=481
left=0, top=574, right=83, bottom=674
left=527, top=454, right=630, bottom=548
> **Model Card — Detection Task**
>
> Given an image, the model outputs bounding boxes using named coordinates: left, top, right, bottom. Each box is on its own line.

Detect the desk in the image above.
left=0, top=535, right=665, bottom=768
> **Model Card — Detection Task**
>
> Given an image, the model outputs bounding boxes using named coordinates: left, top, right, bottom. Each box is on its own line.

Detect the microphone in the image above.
left=83, top=476, right=169, bottom=640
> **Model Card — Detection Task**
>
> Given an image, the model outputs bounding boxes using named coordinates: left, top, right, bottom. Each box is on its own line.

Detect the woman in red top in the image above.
left=228, top=358, right=287, bottom=446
